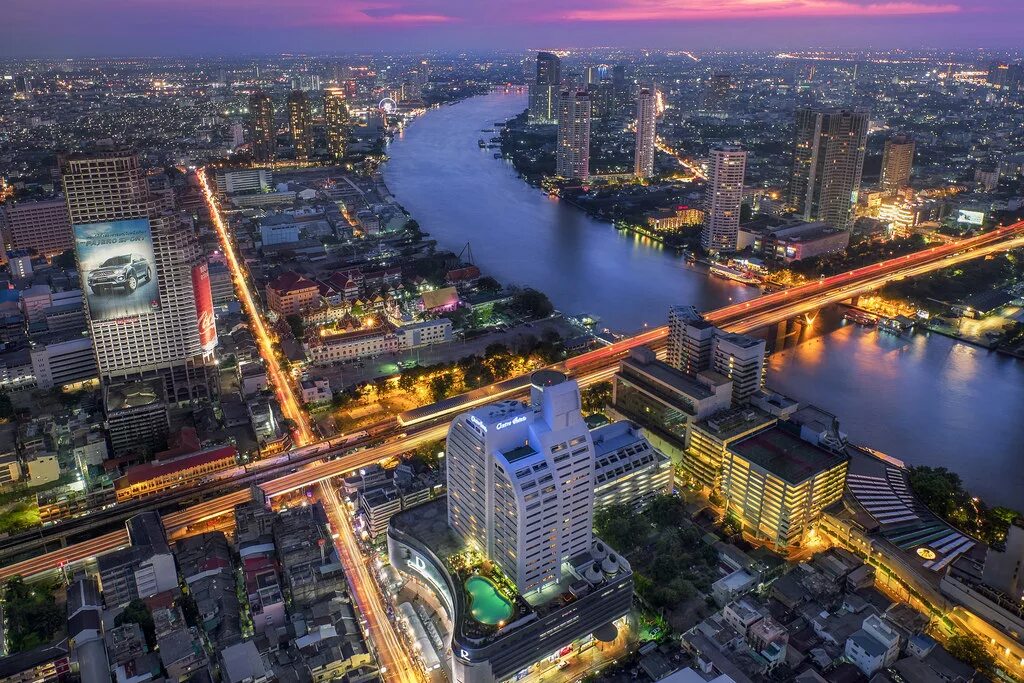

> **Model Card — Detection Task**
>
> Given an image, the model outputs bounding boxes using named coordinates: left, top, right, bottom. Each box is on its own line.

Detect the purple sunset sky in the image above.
left=3, top=0, right=1022, bottom=57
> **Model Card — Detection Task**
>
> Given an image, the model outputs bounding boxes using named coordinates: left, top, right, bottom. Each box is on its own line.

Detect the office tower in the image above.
left=447, top=370, right=595, bottom=594
left=987, top=62, right=1023, bottom=94
left=701, top=146, right=747, bottom=252
left=290, top=74, right=322, bottom=92
left=528, top=52, right=561, bottom=123
left=62, top=149, right=211, bottom=401
left=324, top=87, right=349, bottom=163
left=229, top=122, right=245, bottom=150
left=0, top=198, right=73, bottom=259
left=613, top=346, right=733, bottom=464
left=881, top=134, right=914, bottom=193
left=556, top=90, right=591, bottom=181
left=721, top=424, right=848, bottom=548
left=788, top=108, right=869, bottom=231
left=668, top=305, right=716, bottom=376
left=287, top=90, right=313, bottom=162
left=702, top=73, right=732, bottom=115
left=712, top=332, right=766, bottom=404
left=585, top=64, right=609, bottom=85
left=634, top=88, right=656, bottom=179
left=248, top=91, right=276, bottom=162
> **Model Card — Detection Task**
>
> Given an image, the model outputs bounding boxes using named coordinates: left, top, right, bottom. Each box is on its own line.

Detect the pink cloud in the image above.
left=557, top=0, right=960, bottom=21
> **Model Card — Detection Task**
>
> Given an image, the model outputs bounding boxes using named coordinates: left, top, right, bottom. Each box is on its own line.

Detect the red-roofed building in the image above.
left=446, top=265, right=481, bottom=288
left=266, top=271, right=320, bottom=316
left=114, top=445, right=238, bottom=502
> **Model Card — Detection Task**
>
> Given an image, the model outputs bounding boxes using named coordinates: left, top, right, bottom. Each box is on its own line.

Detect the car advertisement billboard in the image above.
left=192, top=262, right=217, bottom=352
left=74, top=218, right=160, bottom=321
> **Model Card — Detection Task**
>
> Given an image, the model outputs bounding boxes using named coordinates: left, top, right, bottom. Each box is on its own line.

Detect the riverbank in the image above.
left=383, top=91, right=1024, bottom=508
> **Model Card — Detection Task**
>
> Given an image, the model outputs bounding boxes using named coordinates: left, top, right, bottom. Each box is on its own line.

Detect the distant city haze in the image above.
left=3, top=0, right=1022, bottom=56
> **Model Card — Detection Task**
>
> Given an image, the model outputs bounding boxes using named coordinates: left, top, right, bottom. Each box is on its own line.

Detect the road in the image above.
left=10, top=220, right=1024, bottom=575
left=199, top=168, right=313, bottom=445
left=319, top=482, right=420, bottom=683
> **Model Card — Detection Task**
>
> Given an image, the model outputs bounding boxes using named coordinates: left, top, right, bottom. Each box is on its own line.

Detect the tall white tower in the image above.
left=634, top=88, right=656, bottom=179
left=556, top=90, right=591, bottom=181
left=446, top=370, right=595, bottom=594
left=701, top=145, right=747, bottom=252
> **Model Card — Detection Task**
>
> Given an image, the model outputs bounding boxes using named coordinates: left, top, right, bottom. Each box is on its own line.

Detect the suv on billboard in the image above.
left=88, top=253, right=153, bottom=295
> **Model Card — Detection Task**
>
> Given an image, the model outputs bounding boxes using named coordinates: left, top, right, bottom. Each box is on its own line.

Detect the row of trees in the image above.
left=595, top=496, right=719, bottom=610
left=907, top=466, right=1020, bottom=546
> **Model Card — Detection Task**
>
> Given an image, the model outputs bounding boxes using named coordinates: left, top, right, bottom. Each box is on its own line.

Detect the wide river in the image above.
left=385, top=91, right=1024, bottom=507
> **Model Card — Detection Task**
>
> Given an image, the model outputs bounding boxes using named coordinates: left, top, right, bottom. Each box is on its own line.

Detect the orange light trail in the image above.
left=198, top=168, right=313, bottom=445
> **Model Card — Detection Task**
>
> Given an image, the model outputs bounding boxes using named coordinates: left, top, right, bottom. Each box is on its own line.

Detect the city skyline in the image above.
left=3, top=0, right=1023, bottom=56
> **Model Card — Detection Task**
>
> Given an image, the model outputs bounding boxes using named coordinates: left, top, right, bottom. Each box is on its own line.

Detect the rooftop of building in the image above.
left=698, top=406, right=775, bottom=441
left=729, top=425, right=847, bottom=485
left=621, top=347, right=716, bottom=400
left=267, top=271, right=318, bottom=295
left=104, top=378, right=165, bottom=412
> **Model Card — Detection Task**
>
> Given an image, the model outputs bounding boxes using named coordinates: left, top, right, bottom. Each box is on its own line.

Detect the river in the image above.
left=385, top=91, right=1024, bottom=507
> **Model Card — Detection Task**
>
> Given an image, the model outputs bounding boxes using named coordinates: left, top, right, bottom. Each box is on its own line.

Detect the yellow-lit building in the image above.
left=722, top=425, right=847, bottom=548
left=684, top=406, right=776, bottom=491
left=324, top=88, right=350, bottom=163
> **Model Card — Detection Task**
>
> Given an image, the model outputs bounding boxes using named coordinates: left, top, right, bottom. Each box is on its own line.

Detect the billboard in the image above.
left=957, top=209, right=985, bottom=226
left=74, top=219, right=160, bottom=321
left=191, top=262, right=217, bottom=352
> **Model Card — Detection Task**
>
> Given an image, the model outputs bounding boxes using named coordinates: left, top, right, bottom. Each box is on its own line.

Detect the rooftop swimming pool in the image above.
left=465, top=575, right=513, bottom=625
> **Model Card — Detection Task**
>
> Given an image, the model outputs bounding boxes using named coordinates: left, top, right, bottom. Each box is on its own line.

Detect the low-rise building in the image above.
left=266, top=272, right=320, bottom=317
left=98, top=512, right=177, bottom=607
left=114, top=445, right=237, bottom=502
left=590, top=420, right=672, bottom=511
left=684, top=406, right=776, bottom=491
left=395, top=319, right=452, bottom=349
left=300, top=378, right=331, bottom=405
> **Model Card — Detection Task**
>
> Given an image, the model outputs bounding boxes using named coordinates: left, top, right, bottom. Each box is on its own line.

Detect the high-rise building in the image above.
left=0, top=197, right=73, bottom=259
left=247, top=91, right=276, bottom=163
left=556, top=90, right=591, bottom=181
left=62, top=149, right=211, bottom=401
left=701, top=146, right=747, bottom=252
left=712, top=332, right=766, bottom=404
left=880, top=134, right=914, bottom=193
left=324, top=87, right=349, bottom=163
left=788, top=108, right=869, bottom=231
left=528, top=52, right=561, bottom=123
left=287, top=90, right=313, bottom=162
left=667, top=305, right=717, bottom=376
left=447, top=370, right=595, bottom=594
left=633, top=88, right=656, bottom=179
left=389, top=370, right=633, bottom=683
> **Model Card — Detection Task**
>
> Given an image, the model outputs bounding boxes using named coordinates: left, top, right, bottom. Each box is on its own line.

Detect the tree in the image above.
left=285, top=314, right=304, bottom=339
left=0, top=392, right=14, bottom=420
left=477, top=276, right=502, bottom=293
left=580, top=381, right=612, bottom=414
left=398, top=369, right=418, bottom=392
left=54, top=250, right=77, bottom=270
left=429, top=374, right=455, bottom=402
left=946, top=633, right=996, bottom=674
left=115, top=599, right=156, bottom=647
left=511, top=289, right=554, bottom=319
left=2, top=578, right=64, bottom=654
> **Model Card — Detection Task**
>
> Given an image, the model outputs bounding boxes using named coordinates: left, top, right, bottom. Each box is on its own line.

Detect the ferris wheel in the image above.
left=378, top=97, right=398, bottom=114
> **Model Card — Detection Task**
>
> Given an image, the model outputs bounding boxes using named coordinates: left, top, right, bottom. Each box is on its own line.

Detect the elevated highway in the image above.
left=4, top=220, right=1022, bottom=582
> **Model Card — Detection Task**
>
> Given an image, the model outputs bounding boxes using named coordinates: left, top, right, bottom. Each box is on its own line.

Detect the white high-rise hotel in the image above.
left=447, top=370, right=595, bottom=594
left=556, top=90, right=591, bottom=181
left=634, top=88, right=656, bottom=179
left=62, top=149, right=213, bottom=401
left=701, top=145, right=747, bottom=252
